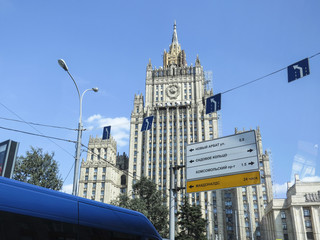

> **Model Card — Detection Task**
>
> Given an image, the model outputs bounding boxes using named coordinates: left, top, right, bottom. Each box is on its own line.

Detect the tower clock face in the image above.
left=166, top=84, right=180, bottom=99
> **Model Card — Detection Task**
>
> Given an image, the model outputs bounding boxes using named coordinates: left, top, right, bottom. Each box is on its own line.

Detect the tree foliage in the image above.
left=13, top=146, right=63, bottom=190
left=112, top=176, right=169, bottom=237
left=176, top=197, right=207, bottom=240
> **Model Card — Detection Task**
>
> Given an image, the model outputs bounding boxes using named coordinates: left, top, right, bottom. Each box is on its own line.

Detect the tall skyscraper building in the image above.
left=128, top=23, right=273, bottom=240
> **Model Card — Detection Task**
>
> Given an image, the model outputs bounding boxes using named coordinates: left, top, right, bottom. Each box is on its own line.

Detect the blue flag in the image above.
left=102, top=126, right=111, bottom=139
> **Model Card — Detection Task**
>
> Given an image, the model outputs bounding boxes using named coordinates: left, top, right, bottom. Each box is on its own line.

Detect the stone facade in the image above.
left=264, top=175, right=320, bottom=240
left=78, top=136, right=127, bottom=203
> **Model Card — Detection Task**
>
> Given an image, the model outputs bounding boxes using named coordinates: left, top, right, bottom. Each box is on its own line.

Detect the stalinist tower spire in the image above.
left=171, top=20, right=178, bottom=44
left=163, top=21, right=186, bottom=68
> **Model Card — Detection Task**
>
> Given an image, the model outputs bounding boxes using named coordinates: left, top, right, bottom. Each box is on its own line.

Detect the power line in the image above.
left=0, top=126, right=77, bottom=143
left=0, top=116, right=76, bottom=131
left=63, top=162, right=75, bottom=185
left=0, top=101, right=75, bottom=159
left=221, top=51, right=320, bottom=95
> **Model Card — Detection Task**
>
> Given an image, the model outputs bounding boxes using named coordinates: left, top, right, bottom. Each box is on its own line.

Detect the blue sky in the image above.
left=0, top=1, right=319, bottom=196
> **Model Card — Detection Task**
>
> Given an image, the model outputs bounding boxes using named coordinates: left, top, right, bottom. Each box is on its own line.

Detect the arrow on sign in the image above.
left=248, top=161, right=255, bottom=165
left=247, top=149, right=253, bottom=152
left=189, top=185, right=194, bottom=189
left=189, top=148, right=194, bottom=152
left=293, top=65, right=303, bottom=78
left=189, top=160, right=195, bottom=164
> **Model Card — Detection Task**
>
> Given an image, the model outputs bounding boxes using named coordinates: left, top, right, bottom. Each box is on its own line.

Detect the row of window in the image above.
left=155, top=83, right=192, bottom=90
left=83, top=182, right=105, bottom=189
left=85, top=167, right=106, bottom=174
left=83, top=190, right=105, bottom=201
left=84, top=175, right=106, bottom=181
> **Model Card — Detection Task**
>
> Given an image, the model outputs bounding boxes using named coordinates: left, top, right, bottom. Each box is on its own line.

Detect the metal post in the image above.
left=248, top=206, right=254, bottom=240
left=58, top=59, right=98, bottom=196
left=72, top=122, right=82, bottom=195
left=235, top=210, right=239, bottom=240
left=169, top=166, right=175, bottom=240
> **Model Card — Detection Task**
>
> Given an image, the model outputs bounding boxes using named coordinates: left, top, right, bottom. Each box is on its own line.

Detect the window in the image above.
left=281, top=211, right=286, bottom=219
left=85, top=168, right=89, bottom=174
left=306, top=232, right=314, bottom=239
left=282, top=222, right=287, bottom=230
left=103, top=167, right=106, bottom=173
left=226, top=209, right=232, bottom=214
left=304, top=208, right=311, bottom=217
left=305, top=220, right=312, bottom=228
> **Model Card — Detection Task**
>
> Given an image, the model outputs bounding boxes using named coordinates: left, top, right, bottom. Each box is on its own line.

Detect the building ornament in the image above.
left=305, top=191, right=320, bottom=202
left=166, top=84, right=180, bottom=99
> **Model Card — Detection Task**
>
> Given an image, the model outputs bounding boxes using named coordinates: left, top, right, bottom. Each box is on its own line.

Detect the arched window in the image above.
left=121, top=175, right=126, bottom=185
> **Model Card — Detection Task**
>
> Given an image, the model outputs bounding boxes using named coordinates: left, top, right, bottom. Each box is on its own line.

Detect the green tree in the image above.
left=176, top=197, right=207, bottom=240
left=112, top=176, right=169, bottom=237
left=13, top=146, right=63, bottom=190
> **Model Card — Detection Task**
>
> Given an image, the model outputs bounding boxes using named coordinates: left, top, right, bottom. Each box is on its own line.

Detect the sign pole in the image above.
left=169, top=166, right=175, bottom=240
left=235, top=210, right=239, bottom=240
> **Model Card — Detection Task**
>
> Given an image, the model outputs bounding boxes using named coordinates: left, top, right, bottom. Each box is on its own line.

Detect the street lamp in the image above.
left=58, top=59, right=98, bottom=196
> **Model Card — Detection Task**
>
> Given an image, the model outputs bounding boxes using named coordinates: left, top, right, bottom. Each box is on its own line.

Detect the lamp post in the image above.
left=58, top=59, right=98, bottom=196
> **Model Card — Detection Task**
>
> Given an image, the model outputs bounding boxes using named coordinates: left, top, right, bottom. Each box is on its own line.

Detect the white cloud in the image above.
left=273, top=182, right=288, bottom=198
left=61, top=184, right=73, bottom=194
left=301, top=175, right=320, bottom=182
left=87, top=114, right=102, bottom=123
left=273, top=175, right=320, bottom=198
left=85, top=115, right=130, bottom=148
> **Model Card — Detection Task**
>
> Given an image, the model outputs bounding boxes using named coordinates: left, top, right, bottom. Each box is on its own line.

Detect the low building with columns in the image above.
left=263, top=175, right=320, bottom=240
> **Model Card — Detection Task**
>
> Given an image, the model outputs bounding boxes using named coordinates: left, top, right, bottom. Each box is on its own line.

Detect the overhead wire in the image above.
left=0, top=116, right=76, bottom=131
left=220, top=51, right=320, bottom=95
left=0, top=126, right=76, bottom=143
left=0, top=101, right=78, bottom=184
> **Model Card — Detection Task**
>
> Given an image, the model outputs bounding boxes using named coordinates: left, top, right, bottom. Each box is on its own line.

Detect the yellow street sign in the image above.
left=186, top=171, right=260, bottom=193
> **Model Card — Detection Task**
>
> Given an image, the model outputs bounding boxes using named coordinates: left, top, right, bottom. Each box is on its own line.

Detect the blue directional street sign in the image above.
left=102, top=126, right=111, bottom=140
left=141, top=116, right=154, bottom=132
left=206, top=93, right=221, bottom=114
left=287, top=58, right=310, bottom=83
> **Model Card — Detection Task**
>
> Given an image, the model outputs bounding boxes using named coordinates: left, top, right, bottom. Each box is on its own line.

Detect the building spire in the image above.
left=163, top=21, right=186, bottom=68
left=172, top=20, right=178, bottom=44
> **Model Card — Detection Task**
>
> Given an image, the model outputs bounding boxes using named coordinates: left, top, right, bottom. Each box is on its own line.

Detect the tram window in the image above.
left=79, top=225, right=140, bottom=240
left=0, top=210, right=77, bottom=240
